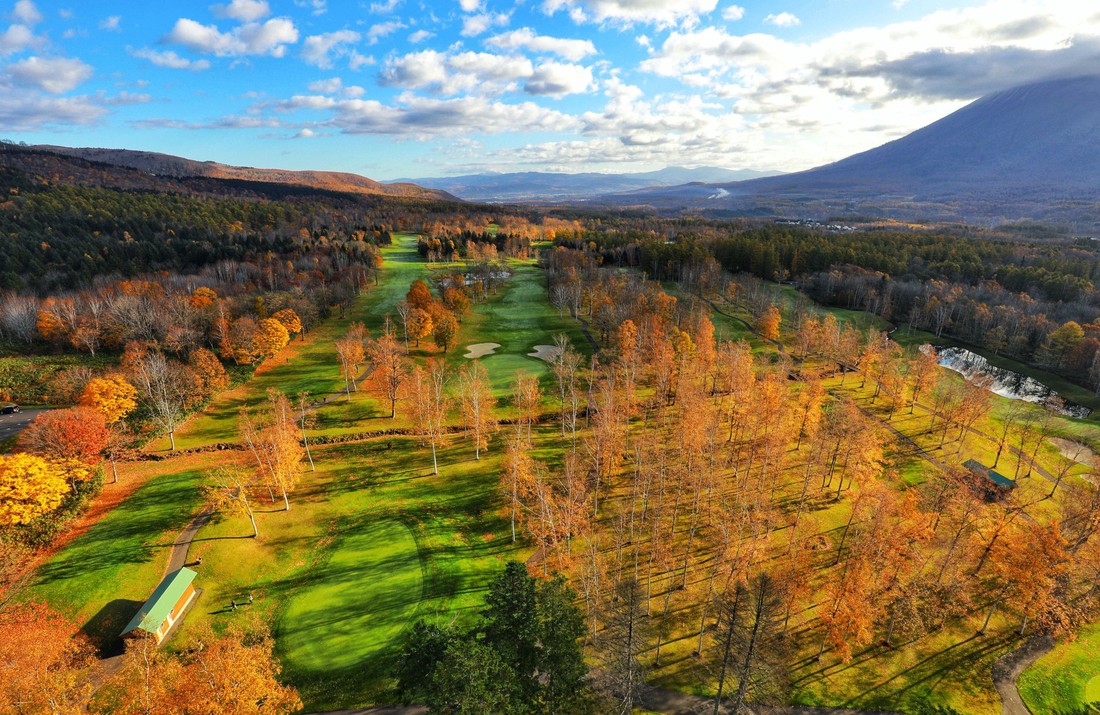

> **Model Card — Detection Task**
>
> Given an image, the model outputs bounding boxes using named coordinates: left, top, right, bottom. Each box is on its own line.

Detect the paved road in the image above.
left=0, top=407, right=45, bottom=440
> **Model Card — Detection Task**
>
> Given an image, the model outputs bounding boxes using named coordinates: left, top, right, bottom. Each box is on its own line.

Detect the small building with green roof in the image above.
left=121, top=567, right=197, bottom=644
left=963, top=459, right=1016, bottom=490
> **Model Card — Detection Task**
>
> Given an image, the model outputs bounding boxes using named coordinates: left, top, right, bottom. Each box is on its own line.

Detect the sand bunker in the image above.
left=1049, top=437, right=1098, bottom=466
left=464, top=343, right=500, bottom=359
left=528, top=345, right=561, bottom=363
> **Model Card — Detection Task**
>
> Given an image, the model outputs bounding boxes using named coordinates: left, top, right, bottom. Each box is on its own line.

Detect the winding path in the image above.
left=992, top=637, right=1055, bottom=715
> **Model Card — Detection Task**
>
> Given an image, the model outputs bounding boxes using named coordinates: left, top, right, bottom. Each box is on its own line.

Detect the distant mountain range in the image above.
left=23, top=145, right=456, bottom=202
left=388, top=166, right=781, bottom=202
left=607, top=75, right=1100, bottom=229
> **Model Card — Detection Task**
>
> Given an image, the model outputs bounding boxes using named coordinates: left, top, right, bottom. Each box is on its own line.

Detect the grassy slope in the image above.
left=22, top=453, right=229, bottom=650
left=1018, top=621, right=1100, bottom=713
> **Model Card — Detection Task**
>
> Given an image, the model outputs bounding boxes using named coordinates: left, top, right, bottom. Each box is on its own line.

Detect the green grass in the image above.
left=171, top=233, right=431, bottom=450
left=1019, top=621, right=1100, bottom=713
left=447, top=260, right=590, bottom=396
left=280, top=520, right=423, bottom=671
left=173, top=435, right=528, bottom=709
left=21, top=454, right=226, bottom=651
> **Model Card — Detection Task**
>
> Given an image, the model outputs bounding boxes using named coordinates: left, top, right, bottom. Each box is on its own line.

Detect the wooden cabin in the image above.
left=121, top=567, right=197, bottom=645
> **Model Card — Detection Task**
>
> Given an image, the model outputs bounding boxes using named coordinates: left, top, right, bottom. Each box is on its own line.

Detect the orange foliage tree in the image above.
left=18, top=407, right=109, bottom=464
left=0, top=601, right=93, bottom=714
left=271, top=308, right=303, bottom=338
left=757, top=305, right=782, bottom=342
left=186, top=347, right=230, bottom=402
left=255, top=318, right=290, bottom=361
left=79, top=374, right=138, bottom=425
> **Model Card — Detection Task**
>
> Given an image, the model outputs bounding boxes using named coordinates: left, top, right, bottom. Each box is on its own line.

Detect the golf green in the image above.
left=1086, top=673, right=1100, bottom=703
left=279, top=519, right=423, bottom=671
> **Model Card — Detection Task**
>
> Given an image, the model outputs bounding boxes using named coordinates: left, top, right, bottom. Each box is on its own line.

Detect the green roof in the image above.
left=121, top=567, right=197, bottom=636
left=963, top=459, right=1016, bottom=489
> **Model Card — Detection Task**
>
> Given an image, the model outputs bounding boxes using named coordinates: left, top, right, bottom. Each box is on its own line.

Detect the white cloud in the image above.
left=409, top=29, right=434, bottom=43
left=459, top=0, right=482, bottom=11
left=367, top=20, right=406, bottom=44
left=525, top=61, right=595, bottom=96
left=164, top=16, right=299, bottom=57
left=211, top=0, right=271, bottom=22
left=100, top=90, right=153, bottom=106
left=486, top=27, right=597, bottom=61
left=462, top=12, right=509, bottom=37
left=291, top=94, right=579, bottom=137
left=370, top=0, right=401, bottom=12
left=301, top=29, right=360, bottom=67
left=722, top=4, right=744, bottom=21
left=542, top=0, right=717, bottom=28
left=296, top=127, right=317, bottom=137
left=99, top=15, right=121, bottom=31
left=0, top=89, right=106, bottom=130
left=307, top=77, right=344, bottom=93
left=380, top=49, right=540, bottom=95
left=763, top=12, right=799, bottom=27
left=130, top=47, right=212, bottom=70
left=349, top=50, right=374, bottom=69
left=6, top=55, right=93, bottom=93
left=0, top=23, right=36, bottom=55
left=294, top=0, right=327, bottom=15
left=11, top=0, right=41, bottom=26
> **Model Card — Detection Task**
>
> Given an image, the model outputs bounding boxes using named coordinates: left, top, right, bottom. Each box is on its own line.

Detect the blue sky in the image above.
left=0, top=0, right=1096, bottom=179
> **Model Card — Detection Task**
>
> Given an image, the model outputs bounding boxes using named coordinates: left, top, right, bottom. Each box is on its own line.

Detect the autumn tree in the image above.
left=503, top=432, right=535, bottom=543
left=255, top=318, right=290, bottom=361
left=204, top=465, right=260, bottom=538
left=458, top=361, right=497, bottom=459
left=512, top=370, right=542, bottom=446
left=105, top=624, right=301, bottom=715
left=335, top=324, right=366, bottom=400
left=18, top=406, right=109, bottom=465
left=173, top=625, right=302, bottom=714
left=411, top=360, right=449, bottom=475
left=0, top=602, right=93, bottom=715
left=407, top=279, right=434, bottom=311
left=0, top=453, right=88, bottom=527
left=239, top=390, right=303, bottom=511
left=366, top=328, right=410, bottom=418
left=757, top=305, right=781, bottom=342
left=79, top=374, right=138, bottom=425
left=407, top=308, right=434, bottom=348
left=432, top=310, right=459, bottom=353
left=271, top=308, right=303, bottom=339
left=132, top=352, right=191, bottom=451
left=186, top=347, right=230, bottom=402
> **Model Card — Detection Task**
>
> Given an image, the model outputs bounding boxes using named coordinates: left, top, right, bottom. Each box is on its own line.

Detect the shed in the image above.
left=963, top=459, right=1016, bottom=490
left=121, top=567, right=197, bottom=644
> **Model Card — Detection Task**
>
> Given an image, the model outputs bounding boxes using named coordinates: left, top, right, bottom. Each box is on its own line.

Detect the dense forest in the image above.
left=553, top=221, right=1100, bottom=391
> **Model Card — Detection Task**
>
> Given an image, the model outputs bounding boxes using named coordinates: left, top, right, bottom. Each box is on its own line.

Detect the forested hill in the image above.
left=0, top=143, right=478, bottom=292
left=26, top=143, right=457, bottom=202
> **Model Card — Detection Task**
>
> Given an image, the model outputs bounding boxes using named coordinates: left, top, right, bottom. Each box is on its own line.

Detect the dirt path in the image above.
left=571, top=309, right=600, bottom=354
left=165, top=506, right=214, bottom=575
left=991, top=636, right=1054, bottom=715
